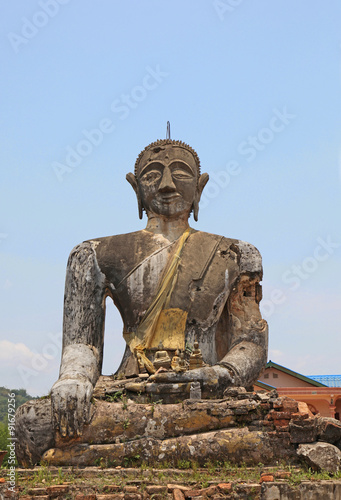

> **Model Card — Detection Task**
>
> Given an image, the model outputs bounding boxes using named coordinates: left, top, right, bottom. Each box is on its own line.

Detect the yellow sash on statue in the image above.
left=125, top=228, right=192, bottom=373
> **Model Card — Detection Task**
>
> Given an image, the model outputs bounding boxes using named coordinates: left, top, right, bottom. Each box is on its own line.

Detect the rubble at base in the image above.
left=1, top=466, right=341, bottom=500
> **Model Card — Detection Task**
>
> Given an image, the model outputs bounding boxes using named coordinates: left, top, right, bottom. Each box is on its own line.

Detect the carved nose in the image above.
left=159, top=166, right=176, bottom=192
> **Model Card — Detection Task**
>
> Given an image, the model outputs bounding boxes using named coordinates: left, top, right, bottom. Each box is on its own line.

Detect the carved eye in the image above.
left=141, top=170, right=161, bottom=183
left=172, top=169, right=193, bottom=180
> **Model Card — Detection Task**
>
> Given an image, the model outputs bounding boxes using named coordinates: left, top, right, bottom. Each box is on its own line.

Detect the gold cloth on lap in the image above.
left=150, top=308, right=187, bottom=350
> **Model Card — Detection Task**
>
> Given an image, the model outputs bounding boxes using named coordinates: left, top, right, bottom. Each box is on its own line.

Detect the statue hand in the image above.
left=51, top=377, right=93, bottom=438
left=149, top=365, right=234, bottom=398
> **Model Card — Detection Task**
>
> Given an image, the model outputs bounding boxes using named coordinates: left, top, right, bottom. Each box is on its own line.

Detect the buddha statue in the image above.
left=188, top=341, right=205, bottom=370
left=136, top=351, right=147, bottom=374
left=16, top=137, right=268, bottom=466
left=178, top=351, right=189, bottom=372
left=153, top=342, right=171, bottom=370
left=170, top=349, right=182, bottom=372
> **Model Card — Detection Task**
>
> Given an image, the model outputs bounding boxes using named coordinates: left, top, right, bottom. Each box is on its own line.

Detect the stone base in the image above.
left=15, top=386, right=341, bottom=470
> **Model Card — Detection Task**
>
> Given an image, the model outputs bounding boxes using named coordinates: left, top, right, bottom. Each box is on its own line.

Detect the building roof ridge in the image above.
left=266, top=360, right=327, bottom=387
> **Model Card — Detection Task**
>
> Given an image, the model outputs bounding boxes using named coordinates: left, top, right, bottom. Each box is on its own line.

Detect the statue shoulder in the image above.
left=78, top=231, right=155, bottom=278
left=78, top=230, right=146, bottom=258
left=67, top=232, right=148, bottom=283
left=230, top=239, right=263, bottom=274
left=65, top=240, right=107, bottom=288
left=192, top=231, right=262, bottom=274
left=84, top=230, right=144, bottom=247
left=67, top=240, right=99, bottom=263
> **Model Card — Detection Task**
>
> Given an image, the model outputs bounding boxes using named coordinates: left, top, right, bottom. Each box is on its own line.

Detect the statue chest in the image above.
left=104, top=233, right=239, bottom=334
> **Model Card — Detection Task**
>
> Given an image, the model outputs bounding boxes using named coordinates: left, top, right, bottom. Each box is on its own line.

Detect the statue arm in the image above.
left=218, top=243, right=268, bottom=388
left=51, top=241, right=107, bottom=437
left=61, top=240, right=107, bottom=377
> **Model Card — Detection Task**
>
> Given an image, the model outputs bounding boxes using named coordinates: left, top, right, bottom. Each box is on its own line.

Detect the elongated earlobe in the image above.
left=193, top=173, right=209, bottom=221
left=193, top=197, right=200, bottom=222
left=126, top=172, right=143, bottom=219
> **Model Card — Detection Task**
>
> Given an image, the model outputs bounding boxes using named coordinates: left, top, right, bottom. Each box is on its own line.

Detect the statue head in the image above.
left=126, top=140, right=209, bottom=221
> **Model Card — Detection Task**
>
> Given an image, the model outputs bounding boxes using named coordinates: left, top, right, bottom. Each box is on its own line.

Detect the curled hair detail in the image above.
left=134, top=139, right=201, bottom=177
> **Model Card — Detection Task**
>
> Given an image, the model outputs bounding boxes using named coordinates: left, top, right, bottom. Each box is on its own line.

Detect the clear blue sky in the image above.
left=1, top=0, right=340, bottom=396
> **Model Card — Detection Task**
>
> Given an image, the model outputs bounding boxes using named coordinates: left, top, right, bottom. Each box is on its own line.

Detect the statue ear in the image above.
left=126, top=173, right=143, bottom=219
left=193, top=173, right=209, bottom=222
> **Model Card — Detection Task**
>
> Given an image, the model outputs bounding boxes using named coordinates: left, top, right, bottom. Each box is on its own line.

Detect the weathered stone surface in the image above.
left=297, top=401, right=314, bottom=418
left=27, top=487, right=48, bottom=495
left=124, top=494, right=142, bottom=500
left=190, top=381, right=201, bottom=399
left=124, top=486, right=138, bottom=493
left=172, top=489, right=185, bottom=500
left=97, top=495, right=124, bottom=500
left=261, top=482, right=297, bottom=499
left=299, top=481, right=341, bottom=500
left=316, top=416, right=341, bottom=445
left=168, top=485, right=191, bottom=492
left=5, top=467, right=341, bottom=500
left=184, top=487, right=211, bottom=498
left=146, top=485, right=168, bottom=495
left=217, top=483, right=232, bottom=493
left=20, top=392, right=338, bottom=468
left=0, top=488, right=19, bottom=499
left=289, top=417, right=317, bottom=444
left=18, top=389, right=341, bottom=470
left=93, top=375, right=138, bottom=399
left=281, top=398, right=299, bottom=413
left=43, top=427, right=283, bottom=467
left=18, top=396, right=239, bottom=459
left=27, top=496, right=49, bottom=500
left=263, top=480, right=341, bottom=499
left=260, top=473, right=274, bottom=483
left=274, top=470, right=291, bottom=479
left=15, top=398, right=55, bottom=467
left=223, top=386, right=247, bottom=398
left=46, top=484, right=70, bottom=497
left=297, top=442, right=341, bottom=473
left=102, top=485, right=121, bottom=493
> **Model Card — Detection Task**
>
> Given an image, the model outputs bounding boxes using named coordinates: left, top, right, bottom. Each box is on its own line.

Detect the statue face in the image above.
left=136, top=146, right=198, bottom=219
